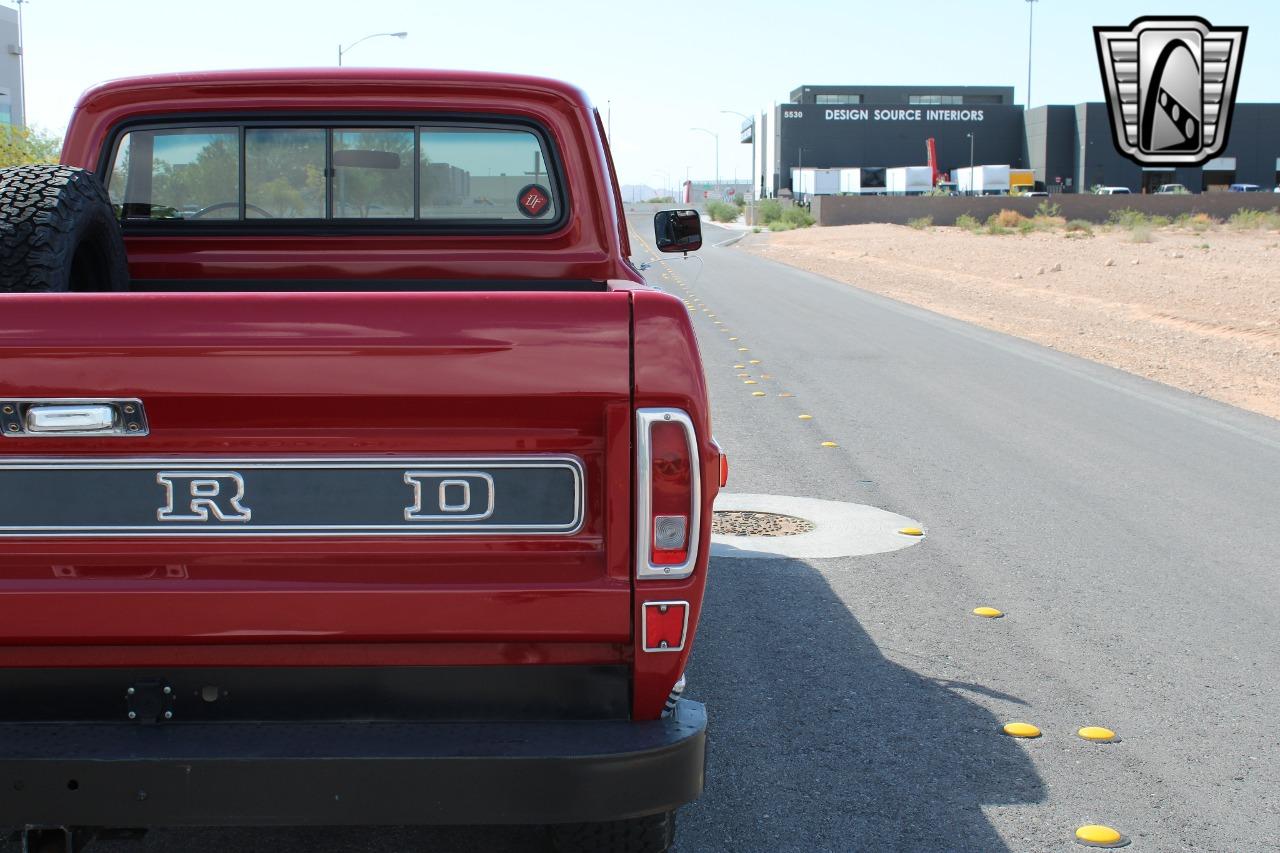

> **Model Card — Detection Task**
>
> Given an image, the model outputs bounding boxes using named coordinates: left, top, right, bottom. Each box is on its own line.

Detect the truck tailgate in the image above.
left=0, top=292, right=633, bottom=655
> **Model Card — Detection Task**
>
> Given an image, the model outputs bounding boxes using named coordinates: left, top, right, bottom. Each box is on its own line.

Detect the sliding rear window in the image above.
left=105, top=121, right=563, bottom=230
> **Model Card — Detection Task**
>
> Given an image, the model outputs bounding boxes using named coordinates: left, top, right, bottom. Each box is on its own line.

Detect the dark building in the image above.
left=762, top=83, right=1280, bottom=196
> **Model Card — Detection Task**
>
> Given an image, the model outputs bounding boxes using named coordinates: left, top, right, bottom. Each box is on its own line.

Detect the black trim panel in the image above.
left=0, top=701, right=707, bottom=826
left=0, top=665, right=629, bottom=723
left=126, top=278, right=607, bottom=293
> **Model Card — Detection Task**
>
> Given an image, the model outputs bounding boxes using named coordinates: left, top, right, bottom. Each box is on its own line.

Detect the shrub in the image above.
left=984, top=215, right=1012, bottom=235
left=1227, top=208, right=1280, bottom=230
left=706, top=200, right=740, bottom=223
left=907, top=215, right=933, bottom=230
left=994, top=209, right=1026, bottom=228
left=1017, top=218, right=1038, bottom=235
left=645, top=196, right=675, bottom=204
left=1174, top=212, right=1217, bottom=232
left=1036, top=199, right=1062, bottom=219
left=757, top=198, right=784, bottom=224
left=733, top=194, right=746, bottom=208
left=1064, top=219, right=1094, bottom=236
left=1109, top=209, right=1170, bottom=230
left=954, top=213, right=982, bottom=232
left=780, top=206, right=815, bottom=228
left=1130, top=224, right=1153, bottom=243
left=768, top=218, right=797, bottom=232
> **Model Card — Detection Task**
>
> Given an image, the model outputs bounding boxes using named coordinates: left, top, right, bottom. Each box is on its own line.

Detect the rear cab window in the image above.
left=106, top=121, right=563, bottom=229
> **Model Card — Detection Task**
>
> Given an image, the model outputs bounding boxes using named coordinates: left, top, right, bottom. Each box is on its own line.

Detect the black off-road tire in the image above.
left=549, top=810, right=676, bottom=853
left=0, top=164, right=129, bottom=293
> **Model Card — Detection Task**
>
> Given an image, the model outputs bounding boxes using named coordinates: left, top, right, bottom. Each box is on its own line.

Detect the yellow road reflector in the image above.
left=744, top=380, right=758, bottom=385
left=1074, top=825, right=1128, bottom=847
left=798, top=414, right=813, bottom=420
left=1078, top=726, right=1118, bottom=742
left=733, top=364, right=745, bottom=369
left=737, top=372, right=750, bottom=378
left=898, top=527, right=924, bottom=537
left=779, top=392, right=794, bottom=398
left=748, top=359, right=761, bottom=365
left=752, top=391, right=766, bottom=397
left=821, top=441, right=838, bottom=448
left=973, top=606, right=1004, bottom=618
left=1002, top=722, right=1041, bottom=738
left=738, top=347, right=750, bottom=352
left=728, top=337, right=739, bottom=341
left=760, top=374, right=773, bottom=379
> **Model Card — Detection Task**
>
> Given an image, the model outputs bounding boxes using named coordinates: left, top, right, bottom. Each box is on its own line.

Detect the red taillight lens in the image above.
left=643, top=601, right=689, bottom=652
left=650, top=421, right=691, bottom=564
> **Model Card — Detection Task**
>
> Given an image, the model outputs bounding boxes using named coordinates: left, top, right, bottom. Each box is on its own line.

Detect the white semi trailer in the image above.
left=954, top=165, right=1011, bottom=195
left=886, top=166, right=934, bottom=195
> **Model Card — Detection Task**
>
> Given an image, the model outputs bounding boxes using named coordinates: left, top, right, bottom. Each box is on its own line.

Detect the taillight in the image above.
left=636, top=409, right=700, bottom=579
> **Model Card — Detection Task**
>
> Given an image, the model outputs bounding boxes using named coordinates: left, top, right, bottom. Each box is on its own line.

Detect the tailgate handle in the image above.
left=27, top=405, right=115, bottom=433
left=2, top=399, right=149, bottom=437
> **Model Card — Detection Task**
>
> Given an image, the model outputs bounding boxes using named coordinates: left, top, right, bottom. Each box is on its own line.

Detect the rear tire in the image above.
left=0, top=164, right=129, bottom=293
left=549, top=810, right=676, bottom=853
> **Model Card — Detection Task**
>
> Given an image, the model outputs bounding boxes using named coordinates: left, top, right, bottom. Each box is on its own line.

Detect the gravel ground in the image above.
left=744, top=223, right=1280, bottom=419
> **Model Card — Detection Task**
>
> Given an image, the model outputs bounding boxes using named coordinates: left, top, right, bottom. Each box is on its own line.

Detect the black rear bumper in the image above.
left=0, top=700, right=706, bottom=827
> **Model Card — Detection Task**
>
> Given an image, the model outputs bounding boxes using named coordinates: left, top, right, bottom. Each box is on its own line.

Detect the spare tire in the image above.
left=0, top=164, right=129, bottom=293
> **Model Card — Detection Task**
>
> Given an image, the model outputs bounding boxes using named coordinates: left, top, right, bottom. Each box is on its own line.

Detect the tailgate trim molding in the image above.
left=0, top=456, right=584, bottom=537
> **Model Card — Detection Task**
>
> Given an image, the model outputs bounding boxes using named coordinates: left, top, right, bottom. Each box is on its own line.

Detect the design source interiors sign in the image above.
left=817, top=108, right=986, bottom=122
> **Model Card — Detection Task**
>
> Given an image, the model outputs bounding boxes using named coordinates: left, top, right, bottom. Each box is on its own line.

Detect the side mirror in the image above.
left=654, top=209, right=702, bottom=253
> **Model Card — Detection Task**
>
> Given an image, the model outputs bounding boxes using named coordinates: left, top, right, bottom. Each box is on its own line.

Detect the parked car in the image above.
left=0, top=69, right=722, bottom=853
left=1228, top=183, right=1263, bottom=192
left=1154, top=183, right=1191, bottom=194
left=1095, top=186, right=1132, bottom=194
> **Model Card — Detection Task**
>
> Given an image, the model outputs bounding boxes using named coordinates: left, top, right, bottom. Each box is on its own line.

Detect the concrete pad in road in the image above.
left=712, top=493, right=923, bottom=560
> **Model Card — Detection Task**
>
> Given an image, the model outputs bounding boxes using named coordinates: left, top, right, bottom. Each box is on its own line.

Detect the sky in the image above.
left=10, top=0, right=1279, bottom=191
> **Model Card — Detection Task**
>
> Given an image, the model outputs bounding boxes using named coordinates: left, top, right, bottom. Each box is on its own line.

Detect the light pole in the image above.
left=338, top=31, right=408, bottom=66
left=966, top=132, right=976, bottom=196
left=652, top=170, right=671, bottom=202
left=1025, top=0, right=1038, bottom=109
left=12, top=0, right=26, bottom=127
left=721, top=109, right=755, bottom=224
left=690, top=127, right=719, bottom=202
left=796, top=146, right=808, bottom=203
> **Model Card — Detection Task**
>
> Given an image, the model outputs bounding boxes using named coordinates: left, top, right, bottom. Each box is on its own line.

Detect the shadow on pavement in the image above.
left=675, top=549, right=1045, bottom=852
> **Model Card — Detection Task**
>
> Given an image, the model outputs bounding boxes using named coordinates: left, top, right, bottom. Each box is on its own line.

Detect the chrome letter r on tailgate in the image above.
left=156, top=472, right=252, bottom=522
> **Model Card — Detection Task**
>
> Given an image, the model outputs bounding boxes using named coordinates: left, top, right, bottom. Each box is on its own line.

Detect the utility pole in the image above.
left=1026, top=0, right=1038, bottom=109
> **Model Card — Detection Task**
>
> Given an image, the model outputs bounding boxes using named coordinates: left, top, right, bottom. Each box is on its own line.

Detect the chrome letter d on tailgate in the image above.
left=156, top=472, right=252, bottom=522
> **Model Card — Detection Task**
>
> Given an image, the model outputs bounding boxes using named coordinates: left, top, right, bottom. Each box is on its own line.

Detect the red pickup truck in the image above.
left=0, top=69, right=719, bottom=853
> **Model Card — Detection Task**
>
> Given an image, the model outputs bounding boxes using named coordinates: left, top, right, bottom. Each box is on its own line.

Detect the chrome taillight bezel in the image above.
left=635, top=408, right=700, bottom=580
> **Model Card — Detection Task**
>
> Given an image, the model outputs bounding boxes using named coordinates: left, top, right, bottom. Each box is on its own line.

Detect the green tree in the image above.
left=0, top=125, right=62, bottom=167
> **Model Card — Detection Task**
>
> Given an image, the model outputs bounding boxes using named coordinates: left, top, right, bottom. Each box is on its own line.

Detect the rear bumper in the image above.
left=0, top=700, right=707, bottom=827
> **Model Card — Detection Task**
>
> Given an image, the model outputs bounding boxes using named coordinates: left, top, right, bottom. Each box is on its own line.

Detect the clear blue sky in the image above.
left=11, top=0, right=1278, bottom=190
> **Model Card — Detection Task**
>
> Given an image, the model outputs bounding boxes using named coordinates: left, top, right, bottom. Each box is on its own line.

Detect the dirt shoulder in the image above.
left=742, top=223, right=1280, bottom=420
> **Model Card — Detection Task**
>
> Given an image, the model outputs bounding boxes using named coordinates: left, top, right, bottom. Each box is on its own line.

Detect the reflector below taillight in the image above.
left=636, top=409, right=700, bottom=579
left=642, top=601, right=689, bottom=652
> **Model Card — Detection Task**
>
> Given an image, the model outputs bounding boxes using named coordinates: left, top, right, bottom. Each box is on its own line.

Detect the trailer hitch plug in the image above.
left=125, top=680, right=175, bottom=724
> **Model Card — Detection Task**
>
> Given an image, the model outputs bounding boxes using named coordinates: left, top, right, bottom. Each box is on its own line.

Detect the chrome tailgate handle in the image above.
left=27, top=405, right=115, bottom=433
left=2, top=399, right=148, bottom=437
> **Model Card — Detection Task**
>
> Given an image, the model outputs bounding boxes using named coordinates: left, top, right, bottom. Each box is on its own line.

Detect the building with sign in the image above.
left=0, top=4, right=21, bottom=127
left=758, top=83, right=1280, bottom=196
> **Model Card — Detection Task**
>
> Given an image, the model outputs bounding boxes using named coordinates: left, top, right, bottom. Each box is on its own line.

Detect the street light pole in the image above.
left=967, top=132, right=975, bottom=196
left=338, top=31, right=408, bottom=66
left=721, top=109, right=755, bottom=225
left=13, top=0, right=26, bottom=127
left=1025, top=0, right=1038, bottom=109
left=690, top=127, right=719, bottom=202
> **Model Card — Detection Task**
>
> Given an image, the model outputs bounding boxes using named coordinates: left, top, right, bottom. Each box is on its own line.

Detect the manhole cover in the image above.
left=712, top=510, right=816, bottom=537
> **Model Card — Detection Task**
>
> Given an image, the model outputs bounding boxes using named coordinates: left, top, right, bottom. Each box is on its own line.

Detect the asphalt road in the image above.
left=20, top=216, right=1280, bottom=852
